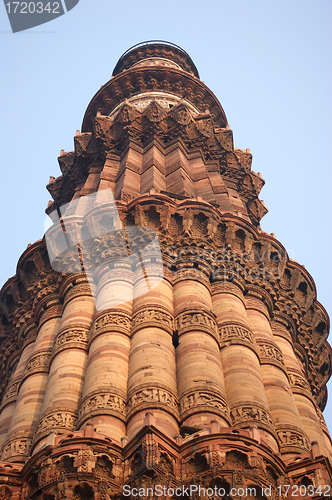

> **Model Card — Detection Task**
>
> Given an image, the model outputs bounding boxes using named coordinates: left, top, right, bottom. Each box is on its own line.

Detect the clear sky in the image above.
left=1, top=1, right=331, bottom=433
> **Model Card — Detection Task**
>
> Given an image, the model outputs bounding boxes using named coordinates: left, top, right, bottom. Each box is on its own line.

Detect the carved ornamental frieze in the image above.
left=127, top=384, right=178, bottom=420
left=179, top=388, right=230, bottom=423
left=20, top=352, right=51, bottom=383
left=219, top=323, right=256, bottom=351
left=34, top=410, right=77, bottom=443
left=276, top=426, right=310, bottom=454
left=52, top=326, right=89, bottom=358
left=176, top=309, right=218, bottom=340
left=78, top=389, right=126, bottom=425
left=132, top=307, right=173, bottom=335
left=230, top=402, right=275, bottom=435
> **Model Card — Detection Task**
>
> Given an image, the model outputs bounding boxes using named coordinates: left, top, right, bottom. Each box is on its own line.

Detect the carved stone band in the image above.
left=176, top=310, right=218, bottom=340
left=287, top=369, right=314, bottom=403
left=63, top=282, right=92, bottom=307
left=20, top=352, right=51, bottom=385
left=211, top=281, right=245, bottom=301
left=179, top=389, right=230, bottom=423
left=316, top=407, right=330, bottom=436
left=38, top=304, right=63, bottom=327
left=230, top=402, right=275, bottom=434
left=35, top=410, right=77, bottom=439
left=51, top=327, right=89, bottom=361
left=257, top=341, right=287, bottom=375
left=1, top=436, right=32, bottom=461
left=219, top=324, right=256, bottom=352
left=127, top=385, right=178, bottom=419
left=78, top=390, right=126, bottom=425
left=258, top=342, right=284, bottom=363
left=0, top=380, right=20, bottom=409
left=132, top=308, right=173, bottom=335
left=276, top=425, right=310, bottom=453
left=92, top=311, right=131, bottom=341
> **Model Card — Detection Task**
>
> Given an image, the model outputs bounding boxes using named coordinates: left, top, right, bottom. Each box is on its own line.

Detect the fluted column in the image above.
left=245, top=293, right=309, bottom=457
left=0, top=321, right=36, bottom=450
left=212, top=281, right=278, bottom=452
left=77, top=264, right=132, bottom=442
left=32, top=277, right=94, bottom=452
left=175, top=277, right=230, bottom=431
left=1, top=302, right=62, bottom=462
left=127, top=273, right=178, bottom=440
left=272, top=318, right=331, bottom=456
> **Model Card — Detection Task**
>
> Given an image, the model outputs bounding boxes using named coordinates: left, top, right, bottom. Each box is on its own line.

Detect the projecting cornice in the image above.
left=82, top=66, right=228, bottom=133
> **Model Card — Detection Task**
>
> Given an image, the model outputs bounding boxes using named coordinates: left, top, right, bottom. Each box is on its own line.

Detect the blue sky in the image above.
left=1, top=1, right=331, bottom=432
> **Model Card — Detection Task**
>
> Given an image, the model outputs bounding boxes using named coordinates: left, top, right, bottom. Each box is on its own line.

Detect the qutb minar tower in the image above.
left=0, top=42, right=331, bottom=499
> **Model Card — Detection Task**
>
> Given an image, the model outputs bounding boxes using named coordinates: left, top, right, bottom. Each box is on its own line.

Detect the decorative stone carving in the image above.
left=230, top=403, right=274, bottom=429
left=176, top=310, right=217, bottom=337
left=116, top=103, right=137, bottom=124
left=1, top=436, right=32, bottom=461
left=172, top=105, right=193, bottom=125
left=132, top=308, right=173, bottom=333
left=78, top=390, right=126, bottom=422
left=127, top=385, right=178, bottom=417
left=245, top=297, right=270, bottom=317
left=36, top=411, right=77, bottom=434
left=276, top=426, right=310, bottom=452
left=54, top=327, right=89, bottom=352
left=196, top=116, right=213, bottom=137
left=179, top=390, right=230, bottom=420
left=22, top=352, right=51, bottom=380
left=257, top=342, right=285, bottom=368
left=73, top=448, right=97, bottom=473
left=219, top=324, right=255, bottom=346
left=1, top=379, right=20, bottom=406
left=92, top=311, right=131, bottom=334
left=288, top=370, right=311, bottom=393
left=143, top=100, right=167, bottom=122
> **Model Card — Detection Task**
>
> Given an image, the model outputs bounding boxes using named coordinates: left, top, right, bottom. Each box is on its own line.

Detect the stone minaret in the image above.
left=0, top=41, right=331, bottom=500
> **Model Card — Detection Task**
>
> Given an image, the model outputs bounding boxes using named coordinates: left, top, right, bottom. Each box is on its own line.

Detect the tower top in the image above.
left=82, top=40, right=227, bottom=133
left=112, top=40, right=200, bottom=78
